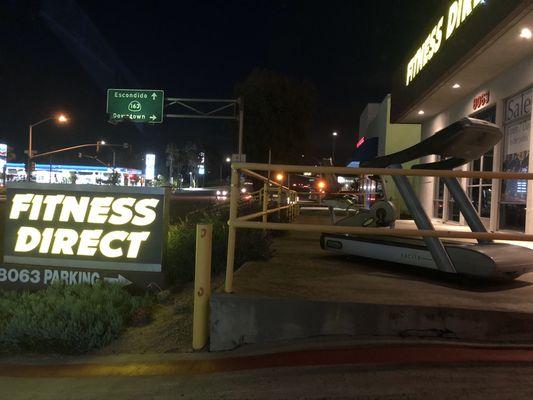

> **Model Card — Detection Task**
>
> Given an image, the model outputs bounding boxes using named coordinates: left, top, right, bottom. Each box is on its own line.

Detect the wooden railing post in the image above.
left=224, top=167, right=240, bottom=293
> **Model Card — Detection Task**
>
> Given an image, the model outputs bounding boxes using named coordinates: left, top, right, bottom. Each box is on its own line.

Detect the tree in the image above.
left=235, top=69, right=317, bottom=164
left=165, top=141, right=202, bottom=187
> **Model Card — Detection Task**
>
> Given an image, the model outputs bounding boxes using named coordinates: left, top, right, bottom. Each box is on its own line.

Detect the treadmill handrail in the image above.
left=361, top=117, right=502, bottom=169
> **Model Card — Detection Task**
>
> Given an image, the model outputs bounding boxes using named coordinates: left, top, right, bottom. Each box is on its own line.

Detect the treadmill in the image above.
left=321, top=117, right=533, bottom=280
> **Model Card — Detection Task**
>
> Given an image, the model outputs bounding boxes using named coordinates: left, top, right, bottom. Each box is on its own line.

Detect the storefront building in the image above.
left=385, top=0, right=533, bottom=232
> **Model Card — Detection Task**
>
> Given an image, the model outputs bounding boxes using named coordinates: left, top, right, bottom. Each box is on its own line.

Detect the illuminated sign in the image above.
left=472, top=90, right=490, bottom=111
left=145, top=153, right=156, bottom=180
left=0, top=143, right=6, bottom=171
left=198, top=152, right=205, bottom=175
left=3, top=183, right=168, bottom=290
left=356, top=136, right=366, bottom=149
left=406, top=0, right=484, bottom=86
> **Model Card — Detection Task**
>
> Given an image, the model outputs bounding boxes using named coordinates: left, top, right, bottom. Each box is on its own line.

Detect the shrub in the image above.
left=0, top=283, right=152, bottom=354
left=166, top=207, right=273, bottom=285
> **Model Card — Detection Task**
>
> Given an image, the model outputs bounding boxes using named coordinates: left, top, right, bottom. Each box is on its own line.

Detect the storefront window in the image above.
left=433, top=176, right=444, bottom=218
left=468, top=107, right=496, bottom=220
left=467, top=152, right=493, bottom=218
left=447, top=197, right=460, bottom=221
left=500, top=87, right=531, bottom=232
left=433, top=107, right=498, bottom=223
left=433, top=156, right=459, bottom=222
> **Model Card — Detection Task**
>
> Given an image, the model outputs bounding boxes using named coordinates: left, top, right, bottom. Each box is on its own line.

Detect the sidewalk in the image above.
left=210, top=209, right=533, bottom=350
left=230, top=210, right=533, bottom=313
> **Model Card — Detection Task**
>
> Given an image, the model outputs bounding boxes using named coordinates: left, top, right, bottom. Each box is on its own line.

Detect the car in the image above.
left=215, top=188, right=229, bottom=202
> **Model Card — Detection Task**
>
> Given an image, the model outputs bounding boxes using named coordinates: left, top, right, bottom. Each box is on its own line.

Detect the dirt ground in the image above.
left=94, top=274, right=222, bottom=355
left=95, top=284, right=195, bottom=355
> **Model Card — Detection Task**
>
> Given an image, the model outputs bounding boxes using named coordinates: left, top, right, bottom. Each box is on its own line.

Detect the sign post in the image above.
left=107, top=89, right=164, bottom=123
left=3, top=183, right=169, bottom=290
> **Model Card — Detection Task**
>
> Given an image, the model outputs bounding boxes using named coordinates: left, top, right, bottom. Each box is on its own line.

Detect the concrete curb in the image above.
left=210, top=292, right=533, bottom=351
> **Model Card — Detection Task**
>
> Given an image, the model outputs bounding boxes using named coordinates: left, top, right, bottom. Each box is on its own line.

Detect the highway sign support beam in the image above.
left=164, top=97, right=244, bottom=156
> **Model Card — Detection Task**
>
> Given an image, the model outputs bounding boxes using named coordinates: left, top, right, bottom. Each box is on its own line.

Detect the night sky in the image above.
left=1, top=0, right=442, bottom=170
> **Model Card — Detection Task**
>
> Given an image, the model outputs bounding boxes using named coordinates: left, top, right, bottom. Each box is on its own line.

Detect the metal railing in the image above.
left=224, top=162, right=533, bottom=293
left=225, top=165, right=299, bottom=293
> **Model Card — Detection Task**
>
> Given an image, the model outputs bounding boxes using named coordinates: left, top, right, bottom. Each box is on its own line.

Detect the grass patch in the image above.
left=0, top=283, right=152, bottom=354
left=166, top=207, right=273, bottom=285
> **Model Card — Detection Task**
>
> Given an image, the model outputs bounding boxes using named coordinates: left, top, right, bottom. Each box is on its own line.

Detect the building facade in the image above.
left=385, top=0, right=533, bottom=232
left=420, top=56, right=532, bottom=232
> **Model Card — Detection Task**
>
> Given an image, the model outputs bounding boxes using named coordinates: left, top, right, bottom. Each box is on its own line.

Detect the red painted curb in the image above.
left=2, top=344, right=533, bottom=378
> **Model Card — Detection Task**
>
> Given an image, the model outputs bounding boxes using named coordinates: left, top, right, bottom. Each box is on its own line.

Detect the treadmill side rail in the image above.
left=443, top=177, right=491, bottom=244
left=390, top=164, right=456, bottom=274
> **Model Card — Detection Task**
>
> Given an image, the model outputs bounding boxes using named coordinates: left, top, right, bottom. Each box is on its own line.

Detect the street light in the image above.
left=331, top=131, right=338, bottom=164
left=276, top=173, right=284, bottom=182
left=27, top=113, right=69, bottom=181
left=220, top=156, right=231, bottom=183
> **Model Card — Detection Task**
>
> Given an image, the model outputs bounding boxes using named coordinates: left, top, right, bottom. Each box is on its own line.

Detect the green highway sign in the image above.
left=106, top=89, right=164, bottom=123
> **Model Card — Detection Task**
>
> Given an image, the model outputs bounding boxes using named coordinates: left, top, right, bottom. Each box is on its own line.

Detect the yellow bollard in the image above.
left=193, top=224, right=212, bottom=350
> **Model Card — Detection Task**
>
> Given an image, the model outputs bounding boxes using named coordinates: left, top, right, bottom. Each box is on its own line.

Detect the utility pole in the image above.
left=238, top=97, right=244, bottom=156
left=168, top=154, right=174, bottom=185
left=112, top=149, right=117, bottom=185
left=331, top=131, right=338, bottom=164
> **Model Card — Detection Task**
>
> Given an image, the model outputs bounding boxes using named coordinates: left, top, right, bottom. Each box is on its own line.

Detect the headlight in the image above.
left=222, top=190, right=228, bottom=196
left=241, top=188, right=246, bottom=193
left=216, top=190, right=221, bottom=195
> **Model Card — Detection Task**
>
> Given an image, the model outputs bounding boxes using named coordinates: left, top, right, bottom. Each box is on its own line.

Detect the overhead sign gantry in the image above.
left=105, top=89, right=245, bottom=156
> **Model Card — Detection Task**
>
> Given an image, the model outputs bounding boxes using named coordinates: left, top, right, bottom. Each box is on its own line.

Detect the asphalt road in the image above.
left=169, top=189, right=223, bottom=221
left=4, top=344, right=533, bottom=399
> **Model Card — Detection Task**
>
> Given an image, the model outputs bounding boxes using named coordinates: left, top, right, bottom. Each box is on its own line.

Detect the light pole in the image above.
left=331, top=131, right=338, bottom=164
left=220, top=156, right=231, bottom=183
left=27, top=114, right=68, bottom=181
left=96, top=140, right=129, bottom=185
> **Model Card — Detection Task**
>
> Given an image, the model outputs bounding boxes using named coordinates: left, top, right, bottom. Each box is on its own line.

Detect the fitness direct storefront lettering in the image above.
left=405, top=0, right=484, bottom=86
